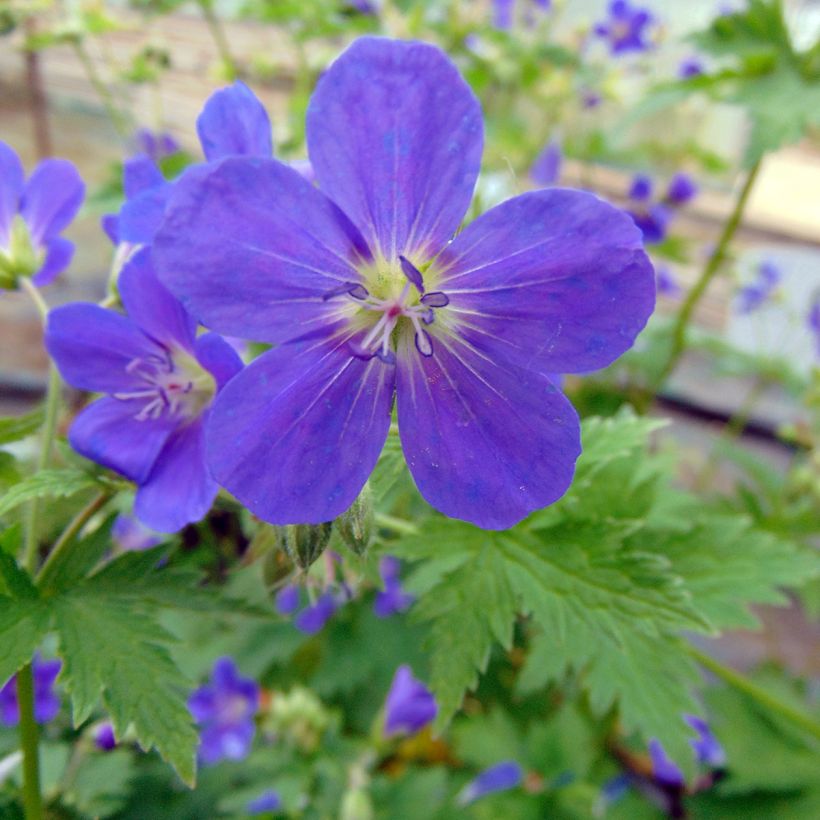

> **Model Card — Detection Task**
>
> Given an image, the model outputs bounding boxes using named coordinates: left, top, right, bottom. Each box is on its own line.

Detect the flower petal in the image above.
left=434, top=189, right=655, bottom=374
left=117, top=184, right=171, bottom=245
left=396, top=333, right=580, bottom=529
left=134, top=419, right=217, bottom=532
left=154, top=157, right=370, bottom=343
left=45, top=303, right=160, bottom=393
left=32, top=237, right=74, bottom=286
left=20, top=159, right=85, bottom=245
left=69, top=397, right=175, bottom=483
left=194, top=332, right=243, bottom=389
left=306, top=37, right=483, bottom=260
left=206, top=337, right=394, bottom=524
left=123, top=155, right=165, bottom=198
left=0, top=141, right=24, bottom=245
left=118, top=248, right=196, bottom=350
left=196, top=81, right=273, bottom=161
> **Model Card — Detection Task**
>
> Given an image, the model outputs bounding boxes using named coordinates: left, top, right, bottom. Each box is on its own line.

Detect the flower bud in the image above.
left=340, top=788, right=374, bottom=820
left=335, top=483, right=373, bottom=556
left=281, top=522, right=333, bottom=570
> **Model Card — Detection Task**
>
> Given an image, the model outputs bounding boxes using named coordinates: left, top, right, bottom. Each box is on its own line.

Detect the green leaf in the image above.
left=0, top=406, right=44, bottom=445
left=0, top=594, right=52, bottom=685
left=0, top=549, right=37, bottom=599
left=0, top=468, right=99, bottom=518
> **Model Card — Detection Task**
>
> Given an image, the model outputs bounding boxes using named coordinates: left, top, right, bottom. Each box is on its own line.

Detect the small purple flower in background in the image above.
left=630, top=204, right=671, bottom=244
left=597, top=773, right=631, bottom=810
left=374, top=556, right=414, bottom=618
left=45, top=249, right=243, bottom=532
left=649, top=739, right=685, bottom=787
left=188, top=657, right=259, bottom=765
left=247, top=790, right=282, bottom=814
left=492, top=0, right=551, bottom=30
left=457, top=760, right=524, bottom=804
left=629, top=173, right=653, bottom=202
left=294, top=592, right=338, bottom=635
left=132, top=128, right=180, bottom=163
left=581, top=88, right=603, bottom=109
left=112, top=514, right=164, bottom=551
left=593, top=1, right=654, bottom=56
left=656, top=267, right=682, bottom=298
left=155, top=37, right=654, bottom=530
left=0, top=656, right=61, bottom=726
left=94, top=722, right=117, bottom=751
left=678, top=57, right=704, bottom=78
left=626, top=172, right=696, bottom=245
left=736, top=259, right=781, bottom=314
left=530, top=138, right=562, bottom=186
left=384, top=665, right=437, bottom=737
left=275, top=584, right=301, bottom=615
left=686, top=715, right=725, bottom=767
left=0, top=141, right=84, bottom=288
left=665, top=173, right=698, bottom=206
left=808, top=296, right=820, bottom=357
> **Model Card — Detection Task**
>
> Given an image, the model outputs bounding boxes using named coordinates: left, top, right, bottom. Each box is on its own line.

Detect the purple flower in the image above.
left=188, top=657, right=259, bottom=765
left=736, top=259, right=781, bottom=314
left=665, top=173, right=698, bottom=206
left=0, top=656, right=61, bottom=726
left=530, top=139, right=562, bottom=186
left=384, top=665, right=437, bottom=736
left=593, top=1, right=654, bottom=55
left=581, top=89, right=603, bottom=109
left=0, top=140, right=84, bottom=287
left=94, top=722, right=117, bottom=751
left=247, top=790, right=282, bottom=814
left=112, top=514, right=163, bottom=551
left=685, top=715, right=725, bottom=767
left=656, top=267, right=681, bottom=298
left=458, top=760, right=523, bottom=804
left=808, top=296, right=820, bottom=357
left=598, top=773, right=630, bottom=807
left=374, top=556, right=414, bottom=618
left=275, top=584, right=301, bottom=615
left=45, top=249, right=243, bottom=532
left=347, top=0, right=379, bottom=13
left=628, top=173, right=653, bottom=202
left=492, top=1, right=550, bottom=29
left=293, top=592, right=338, bottom=634
left=132, top=128, right=180, bottom=163
left=648, top=739, right=685, bottom=787
left=678, top=57, right=704, bottom=78
left=629, top=204, right=671, bottom=244
left=154, top=37, right=654, bottom=531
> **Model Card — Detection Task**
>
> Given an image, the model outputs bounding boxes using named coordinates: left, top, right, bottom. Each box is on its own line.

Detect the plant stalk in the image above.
left=197, top=0, right=239, bottom=79
left=17, top=665, right=43, bottom=820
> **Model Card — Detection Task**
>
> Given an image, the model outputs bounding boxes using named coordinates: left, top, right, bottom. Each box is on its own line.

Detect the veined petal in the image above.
left=117, top=184, right=171, bottom=245
left=69, top=397, right=175, bottom=484
left=0, top=141, right=24, bottom=245
left=196, top=81, right=273, bottom=161
left=20, top=159, right=85, bottom=245
left=396, top=333, right=580, bottom=529
left=32, top=237, right=74, bottom=286
left=45, top=303, right=161, bottom=393
left=134, top=419, right=217, bottom=532
left=123, top=155, right=165, bottom=198
left=306, top=37, right=483, bottom=261
left=154, top=157, right=370, bottom=343
left=194, top=332, right=243, bottom=389
left=118, top=248, right=196, bottom=351
left=206, top=337, right=395, bottom=524
left=434, top=189, right=655, bottom=374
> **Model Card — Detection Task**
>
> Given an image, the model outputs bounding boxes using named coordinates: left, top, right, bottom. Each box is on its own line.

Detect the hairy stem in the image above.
left=197, top=0, right=239, bottom=79
left=374, top=512, right=418, bottom=536
left=655, top=159, right=763, bottom=388
left=17, top=665, right=43, bottom=820
left=688, top=644, right=820, bottom=742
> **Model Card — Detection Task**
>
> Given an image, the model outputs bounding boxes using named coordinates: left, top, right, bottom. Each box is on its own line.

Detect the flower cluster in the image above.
left=626, top=171, right=698, bottom=245
left=735, top=259, right=781, bottom=314
left=593, top=1, right=655, bottom=56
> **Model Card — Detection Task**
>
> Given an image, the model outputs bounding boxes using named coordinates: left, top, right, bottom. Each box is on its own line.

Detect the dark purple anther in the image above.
left=322, top=281, right=369, bottom=301
left=420, top=291, right=449, bottom=308
left=421, top=309, right=435, bottom=325
left=399, top=255, right=425, bottom=294
left=376, top=349, right=397, bottom=365
left=415, top=329, right=433, bottom=357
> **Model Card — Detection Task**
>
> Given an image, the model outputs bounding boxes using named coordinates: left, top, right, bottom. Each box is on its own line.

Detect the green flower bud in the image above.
left=335, top=483, right=373, bottom=556
left=0, top=215, right=41, bottom=289
left=340, top=788, right=374, bottom=820
left=281, top=522, right=333, bottom=570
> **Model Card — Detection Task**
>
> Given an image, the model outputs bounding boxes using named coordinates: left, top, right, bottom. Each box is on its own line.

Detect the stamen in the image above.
left=414, top=328, right=434, bottom=357
left=420, top=291, right=449, bottom=307
left=398, top=256, right=425, bottom=295
left=322, top=282, right=369, bottom=301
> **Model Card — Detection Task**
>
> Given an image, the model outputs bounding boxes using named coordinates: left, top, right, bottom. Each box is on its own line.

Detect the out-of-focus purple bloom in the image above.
left=45, top=249, right=243, bottom=532
left=132, top=128, right=180, bottom=163
left=736, top=259, right=781, bottom=314
left=0, top=656, right=61, bottom=726
left=629, top=174, right=653, bottom=202
left=247, top=790, right=282, bottom=814
left=294, top=592, right=337, bottom=634
left=656, top=267, right=681, bottom=298
left=457, top=761, right=523, bottom=804
left=530, top=139, right=562, bottom=186
left=649, top=739, right=685, bottom=787
left=581, top=89, right=603, bottom=109
left=493, top=0, right=551, bottom=29
left=94, top=722, right=117, bottom=751
left=599, top=773, right=631, bottom=807
left=678, top=57, right=704, bottom=78
left=629, top=204, right=671, bottom=244
left=373, top=556, right=414, bottom=618
left=112, top=514, right=164, bottom=551
left=665, top=173, right=698, bottom=206
left=275, top=584, right=301, bottom=615
left=593, top=1, right=654, bottom=56
left=384, top=665, right=437, bottom=737
left=188, top=657, right=259, bottom=766
left=808, top=297, right=820, bottom=357
left=154, top=37, right=654, bottom=531
left=686, top=715, right=725, bottom=767
left=0, top=141, right=84, bottom=287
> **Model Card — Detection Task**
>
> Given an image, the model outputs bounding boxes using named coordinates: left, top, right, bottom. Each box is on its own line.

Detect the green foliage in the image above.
left=0, top=468, right=101, bottom=518
left=0, top=407, right=44, bottom=445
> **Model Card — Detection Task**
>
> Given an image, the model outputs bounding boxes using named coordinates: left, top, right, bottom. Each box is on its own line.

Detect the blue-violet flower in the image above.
left=593, top=1, right=654, bottom=56
left=384, top=665, right=437, bottom=736
left=0, top=656, right=61, bottom=726
left=458, top=760, right=524, bottom=804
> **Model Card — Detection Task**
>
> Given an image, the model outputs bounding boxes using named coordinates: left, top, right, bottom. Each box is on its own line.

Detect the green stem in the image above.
left=374, top=512, right=418, bottom=536
left=688, top=644, right=820, bottom=742
left=17, top=665, right=43, bottom=820
left=655, top=159, right=763, bottom=388
left=71, top=39, right=130, bottom=139
left=197, top=0, right=239, bottom=80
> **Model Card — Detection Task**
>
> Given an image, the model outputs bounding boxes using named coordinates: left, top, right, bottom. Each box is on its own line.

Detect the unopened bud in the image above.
left=281, top=523, right=333, bottom=570
left=336, top=483, right=373, bottom=556
left=340, top=788, right=374, bottom=820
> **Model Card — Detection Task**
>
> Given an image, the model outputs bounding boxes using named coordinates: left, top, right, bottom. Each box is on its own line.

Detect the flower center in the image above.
left=114, top=347, right=215, bottom=421
left=323, top=256, right=449, bottom=365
